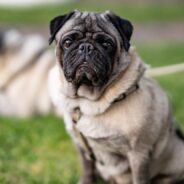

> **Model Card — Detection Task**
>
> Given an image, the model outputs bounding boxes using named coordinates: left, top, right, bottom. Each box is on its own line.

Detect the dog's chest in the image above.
left=63, top=101, right=136, bottom=154
left=64, top=110, right=131, bottom=176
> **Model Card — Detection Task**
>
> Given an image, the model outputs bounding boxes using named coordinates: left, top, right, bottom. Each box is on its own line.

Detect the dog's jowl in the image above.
left=49, top=10, right=184, bottom=184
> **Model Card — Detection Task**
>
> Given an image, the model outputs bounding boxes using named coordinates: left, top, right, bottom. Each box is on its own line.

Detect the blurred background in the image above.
left=0, top=0, right=184, bottom=183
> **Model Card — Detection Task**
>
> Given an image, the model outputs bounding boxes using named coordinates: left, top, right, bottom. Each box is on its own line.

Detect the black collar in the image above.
left=112, top=84, right=139, bottom=104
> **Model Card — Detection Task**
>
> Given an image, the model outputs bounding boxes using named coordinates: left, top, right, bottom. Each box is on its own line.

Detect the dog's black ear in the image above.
left=49, top=11, right=75, bottom=45
left=106, top=12, right=133, bottom=51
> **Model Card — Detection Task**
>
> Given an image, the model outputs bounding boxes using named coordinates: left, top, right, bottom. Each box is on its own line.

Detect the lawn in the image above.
left=0, top=115, right=79, bottom=184
left=0, top=3, right=184, bottom=25
left=137, top=42, right=184, bottom=67
left=0, top=43, right=184, bottom=183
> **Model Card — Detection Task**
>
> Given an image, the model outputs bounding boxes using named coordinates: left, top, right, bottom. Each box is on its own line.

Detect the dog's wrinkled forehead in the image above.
left=56, top=11, right=115, bottom=39
left=70, top=11, right=102, bottom=30
left=49, top=10, right=133, bottom=51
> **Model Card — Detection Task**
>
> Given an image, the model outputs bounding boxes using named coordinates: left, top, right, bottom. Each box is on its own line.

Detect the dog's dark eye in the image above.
left=102, top=42, right=112, bottom=48
left=94, top=34, right=114, bottom=50
left=63, top=39, right=73, bottom=49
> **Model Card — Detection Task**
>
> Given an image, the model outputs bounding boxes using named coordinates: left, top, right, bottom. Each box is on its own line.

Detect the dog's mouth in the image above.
left=74, top=63, right=99, bottom=86
left=64, top=51, right=111, bottom=87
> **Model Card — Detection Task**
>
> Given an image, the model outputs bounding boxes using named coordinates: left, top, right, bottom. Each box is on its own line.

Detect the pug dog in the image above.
left=48, top=10, right=184, bottom=184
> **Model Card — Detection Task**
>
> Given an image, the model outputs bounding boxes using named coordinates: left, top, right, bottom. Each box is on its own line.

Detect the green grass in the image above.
left=0, top=115, right=79, bottom=184
left=137, top=42, right=184, bottom=67
left=0, top=3, right=184, bottom=25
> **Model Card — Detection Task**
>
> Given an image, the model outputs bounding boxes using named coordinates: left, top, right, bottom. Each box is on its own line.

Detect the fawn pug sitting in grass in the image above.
left=49, top=10, right=184, bottom=184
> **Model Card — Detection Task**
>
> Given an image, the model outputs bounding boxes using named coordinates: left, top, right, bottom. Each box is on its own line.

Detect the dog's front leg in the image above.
left=128, top=150, right=150, bottom=184
left=76, top=145, right=96, bottom=184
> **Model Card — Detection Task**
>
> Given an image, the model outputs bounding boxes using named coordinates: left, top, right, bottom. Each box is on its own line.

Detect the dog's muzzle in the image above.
left=64, top=42, right=110, bottom=87
left=75, top=43, right=97, bottom=85
left=78, top=43, right=94, bottom=55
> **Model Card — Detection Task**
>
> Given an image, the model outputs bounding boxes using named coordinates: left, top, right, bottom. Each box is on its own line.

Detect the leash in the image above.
left=72, top=107, right=96, bottom=161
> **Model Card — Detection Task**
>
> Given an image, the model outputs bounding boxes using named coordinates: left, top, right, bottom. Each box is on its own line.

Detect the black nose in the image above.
left=79, top=43, right=94, bottom=55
